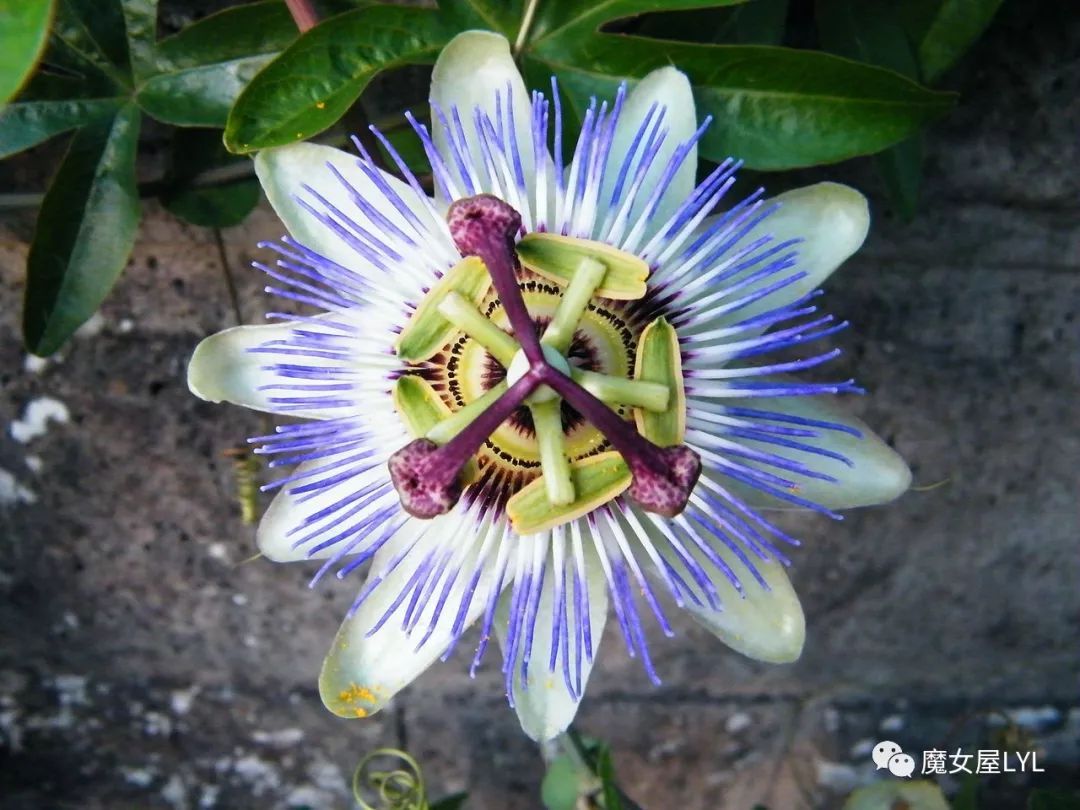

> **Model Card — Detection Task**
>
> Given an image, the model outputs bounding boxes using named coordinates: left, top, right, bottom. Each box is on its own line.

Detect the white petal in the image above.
left=496, top=534, right=608, bottom=742
left=599, top=66, right=698, bottom=234
left=319, top=512, right=499, bottom=718
left=688, top=182, right=869, bottom=327
left=255, top=141, right=445, bottom=277
left=693, top=557, right=805, bottom=664
left=429, top=31, right=534, bottom=190
left=189, top=323, right=333, bottom=419
left=256, top=457, right=398, bottom=562
left=637, top=511, right=804, bottom=664
left=698, top=394, right=911, bottom=510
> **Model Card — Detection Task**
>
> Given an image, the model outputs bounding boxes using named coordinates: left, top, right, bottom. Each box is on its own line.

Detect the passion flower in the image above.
left=187, top=31, right=911, bottom=742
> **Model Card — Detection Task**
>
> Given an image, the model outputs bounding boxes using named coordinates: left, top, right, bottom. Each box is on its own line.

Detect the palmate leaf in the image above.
left=0, top=96, right=122, bottom=159
left=0, top=0, right=55, bottom=103
left=526, top=33, right=954, bottom=170
left=135, top=0, right=298, bottom=127
left=23, top=103, right=141, bottom=356
left=224, top=5, right=454, bottom=153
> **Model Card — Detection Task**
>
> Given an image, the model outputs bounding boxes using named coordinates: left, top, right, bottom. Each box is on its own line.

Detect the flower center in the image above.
left=388, top=194, right=701, bottom=528
left=506, top=345, right=569, bottom=404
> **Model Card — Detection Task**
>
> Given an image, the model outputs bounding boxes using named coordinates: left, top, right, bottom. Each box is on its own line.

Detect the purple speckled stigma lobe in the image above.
left=388, top=193, right=702, bottom=521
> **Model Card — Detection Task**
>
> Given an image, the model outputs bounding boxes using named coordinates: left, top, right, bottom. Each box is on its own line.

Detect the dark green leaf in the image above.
left=875, top=134, right=921, bottom=219
left=815, top=0, right=923, bottom=215
left=119, top=0, right=158, bottom=82
left=816, top=0, right=917, bottom=75
left=429, top=792, right=469, bottom=810
left=0, top=97, right=122, bottom=158
left=726, top=0, right=788, bottom=44
left=23, top=103, right=141, bottom=355
left=438, top=0, right=524, bottom=41
left=1028, top=789, right=1080, bottom=810
left=162, top=128, right=258, bottom=228
left=224, top=5, right=453, bottom=154
left=901, top=0, right=1004, bottom=83
left=135, top=0, right=298, bottom=127
left=529, top=36, right=955, bottom=169
left=52, top=0, right=132, bottom=87
left=596, top=747, right=623, bottom=810
left=0, top=0, right=55, bottom=103
left=634, top=1, right=788, bottom=46
left=528, top=0, right=746, bottom=46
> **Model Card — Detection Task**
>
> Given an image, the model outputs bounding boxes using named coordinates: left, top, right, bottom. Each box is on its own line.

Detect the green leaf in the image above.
left=225, top=5, right=452, bottom=154
left=161, top=128, right=258, bottom=228
left=528, top=0, right=746, bottom=46
left=0, top=97, right=122, bottom=159
left=119, top=0, right=157, bottom=82
left=901, top=0, right=1005, bottom=83
left=529, top=35, right=955, bottom=170
left=23, top=103, right=141, bottom=355
left=815, top=0, right=923, bottom=215
left=135, top=0, right=297, bottom=127
left=438, top=0, right=524, bottom=41
left=630, top=1, right=789, bottom=47
left=596, top=747, right=623, bottom=810
left=1028, top=789, right=1080, bottom=810
left=51, top=0, right=132, bottom=87
left=0, top=0, right=55, bottom=103
left=726, top=0, right=788, bottom=44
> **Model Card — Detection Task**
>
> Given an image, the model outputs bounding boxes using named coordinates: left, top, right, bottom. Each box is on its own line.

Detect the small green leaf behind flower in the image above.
left=23, top=104, right=141, bottom=355
left=900, top=0, right=1006, bottom=84
left=161, top=128, right=259, bottom=228
left=135, top=0, right=299, bottom=127
left=815, top=0, right=925, bottom=218
left=0, top=0, right=55, bottom=103
left=224, top=5, right=454, bottom=154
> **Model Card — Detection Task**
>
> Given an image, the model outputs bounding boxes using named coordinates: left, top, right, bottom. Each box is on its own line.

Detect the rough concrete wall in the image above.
left=1, top=3, right=1077, bottom=809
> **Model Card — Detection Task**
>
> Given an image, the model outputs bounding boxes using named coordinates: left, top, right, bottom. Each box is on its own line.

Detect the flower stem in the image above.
left=541, top=256, right=606, bottom=354
left=437, top=291, right=519, bottom=367
left=529, top=400, right=575, bottom=506
left=284, top=0, right=319, bottom=31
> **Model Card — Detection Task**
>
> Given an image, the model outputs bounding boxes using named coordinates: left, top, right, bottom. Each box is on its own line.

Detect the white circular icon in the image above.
left=888, top=752, right=916, bottom=778
left=871, top=740, right=903, bottom=769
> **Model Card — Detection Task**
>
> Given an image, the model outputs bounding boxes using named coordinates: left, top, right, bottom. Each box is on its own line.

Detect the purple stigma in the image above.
left=447, top=195, right=545, bottom=365
left=389, top=194, right=701, bottom=521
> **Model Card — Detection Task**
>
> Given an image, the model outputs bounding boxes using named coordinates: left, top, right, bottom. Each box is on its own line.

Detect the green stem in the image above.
left=571, top=369, right=670, bottom=412
left=437, top=291, right=519, bottom=367
left=529, top=400, right=575, bottom=506
left=426, top=382, right=507, bottom=445
left=541, top=256, right=606, bottom=354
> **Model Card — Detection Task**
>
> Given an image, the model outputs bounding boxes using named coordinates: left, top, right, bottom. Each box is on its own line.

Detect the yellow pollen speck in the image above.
left=353, top=707, right=368, bottom=718
left=316, top=101, right=326, bottom=109
left=337, top=683, right=377, bottom=705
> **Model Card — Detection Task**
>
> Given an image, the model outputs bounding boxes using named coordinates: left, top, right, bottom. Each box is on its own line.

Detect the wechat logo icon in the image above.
left=872, top=740, right=915, bottom=778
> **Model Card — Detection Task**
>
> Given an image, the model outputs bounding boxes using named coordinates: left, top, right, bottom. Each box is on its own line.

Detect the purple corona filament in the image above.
left=387, top=194, right=703, bottom=520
